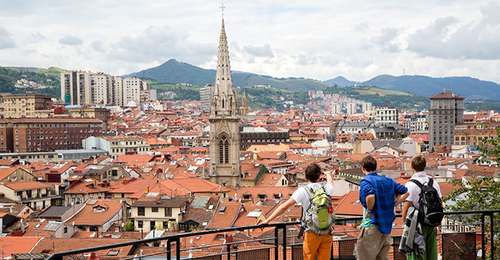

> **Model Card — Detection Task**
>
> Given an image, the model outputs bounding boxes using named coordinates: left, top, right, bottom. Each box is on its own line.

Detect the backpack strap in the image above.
left=427, top=178, right=434, bottom=187
left=410, top=179, right=423, bottom=189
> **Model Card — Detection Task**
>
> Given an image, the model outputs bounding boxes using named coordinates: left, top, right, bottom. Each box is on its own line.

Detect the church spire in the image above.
left=211, top=16, right=238, bottom=117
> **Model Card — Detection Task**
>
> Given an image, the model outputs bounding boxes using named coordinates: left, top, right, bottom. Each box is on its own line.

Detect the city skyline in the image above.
left=0, top=1, right=500, bottom=83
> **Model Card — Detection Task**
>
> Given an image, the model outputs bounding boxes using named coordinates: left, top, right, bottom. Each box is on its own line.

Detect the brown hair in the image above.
left=305, top=163, right=322, bottom=182
left=411, top=155, right=426, bottom=172
left=361, top=155, right=377, bottom=172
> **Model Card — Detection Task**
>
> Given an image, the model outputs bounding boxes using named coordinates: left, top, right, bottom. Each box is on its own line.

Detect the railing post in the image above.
left=482, top=214, right=486, bottom=260
left=175, top=237, right=181, bottom=260
left=167, top=239, right=172, bottom=260
left=282, top=224, right=287, bottom=260
left=274, top=226, right=279, bottom=260
left=490, top=213, right=494, bottom=260
left=227, top=243, right=231, bottom=260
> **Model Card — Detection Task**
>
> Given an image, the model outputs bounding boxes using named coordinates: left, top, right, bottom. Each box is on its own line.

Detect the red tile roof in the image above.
left=0, top=236, right=42, bottom=257
left=3, top=181, right=54, bottom=191
left=66, top=199, right=122, bottom=226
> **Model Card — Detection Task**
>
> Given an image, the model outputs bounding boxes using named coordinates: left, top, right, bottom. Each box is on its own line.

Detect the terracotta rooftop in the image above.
left=3, top=181, right=54, bottom=191
left=66, top=199, right=123, bottom=226
left=0, top=236, right=42, bottom=257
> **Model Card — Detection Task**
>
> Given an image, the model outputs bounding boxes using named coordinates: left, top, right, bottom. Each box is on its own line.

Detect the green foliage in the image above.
left=323, top=86, right=430, bottom=109
left=254, top=165, right=270, bottom=184
left=478, top=128, right=500, bottom=164
left=123, top=220, right=135, bottom=231
left=149, top=81, right=200, bottom=100
left=445, top=134, right=500, bottom=258
left=0, top=66, right=60, bottom=97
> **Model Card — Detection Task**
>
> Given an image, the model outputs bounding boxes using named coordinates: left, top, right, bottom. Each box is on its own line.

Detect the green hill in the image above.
left=128, top=59, right=326, bottom=91
left=0, top=66, right=62, bottom=97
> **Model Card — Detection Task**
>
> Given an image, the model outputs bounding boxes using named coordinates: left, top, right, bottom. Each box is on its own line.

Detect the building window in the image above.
left=163, top=221, right=169, bottom=230
left=165, top=207, right=172, bottom=217
left=150, top=221, right=156, bottom=230
left=137, top=220, right=143, bottom=229
left=138, top=207, right=145, bottom=216
left=152, top=207, right=159, bottom=213
left=218, top=135, right=230, bottom=164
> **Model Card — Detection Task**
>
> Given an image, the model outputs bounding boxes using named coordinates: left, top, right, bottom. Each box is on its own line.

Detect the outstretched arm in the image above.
left=401, top=201, right=412, bottom=220
left=396, top=192, right=409, bottom=204
left=260, top=198, right=296, bottom=225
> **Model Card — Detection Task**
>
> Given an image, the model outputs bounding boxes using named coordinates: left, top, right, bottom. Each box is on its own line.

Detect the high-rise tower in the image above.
left=208, top=17, right=241, bottom=187
left=429, top=91, right=464, bottom=151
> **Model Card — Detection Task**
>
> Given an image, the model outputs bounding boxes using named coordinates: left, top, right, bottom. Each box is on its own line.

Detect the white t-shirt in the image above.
left=405, top=171, right=442, bottom=209
left=291, top=182, right=334, bottom=211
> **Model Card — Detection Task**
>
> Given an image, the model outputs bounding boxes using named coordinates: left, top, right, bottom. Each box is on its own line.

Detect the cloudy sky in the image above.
left=1, top=0, right=500, bottom=82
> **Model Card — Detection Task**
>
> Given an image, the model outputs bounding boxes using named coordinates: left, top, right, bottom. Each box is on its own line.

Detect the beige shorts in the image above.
left=354, top=226, right=392, bottom=260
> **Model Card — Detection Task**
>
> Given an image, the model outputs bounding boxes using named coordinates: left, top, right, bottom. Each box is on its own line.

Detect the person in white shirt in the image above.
left=260, top=163, right=335, bottom=260
left=402, top=155, right=442, bottom=260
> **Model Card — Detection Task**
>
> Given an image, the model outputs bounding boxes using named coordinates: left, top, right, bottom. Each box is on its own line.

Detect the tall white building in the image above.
left=123, top=77, right=142, bottom=106
left=200, top=85, right=212, bottom=112
left=61, top=72, right=149, bottom=107
left=90, top=73, right=109, bottom=105
left=112, top=76, right=124, bottom=107
left=375, top=107, right=399, bottom=126
left=61, top=71, right=90, bottom=105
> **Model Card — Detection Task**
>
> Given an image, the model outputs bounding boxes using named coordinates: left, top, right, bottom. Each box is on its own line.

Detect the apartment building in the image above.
left=374, top=107, right=399, bottom=126
left=454, top=124, right=498, bottom=146
left=0, top=118, right=104, bottom=153
left=0, top=94, right=53, bottom=118
left=61, top=71, right=149, bottom=107
left=199, top=85, right=212, bottom=112
left=66, top=107, right=110, bottom=124
left=130, top=194, right=188, bottom=232
left=123, top=77, right=143, bottom=106
left=429, top=91, right=464, bottom=150
left=61, top=71, right=90, bottom=106
left=0, top=181, right=59, bottom=210
left=82, top=135, right=151, bottom=158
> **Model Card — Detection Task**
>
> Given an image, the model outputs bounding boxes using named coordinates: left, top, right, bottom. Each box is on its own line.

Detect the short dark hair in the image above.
left=361, top=155, right=377, bottom=172
left=305, top=163, right=322, bottom=182
left=411, top=155, right=426, bottom=172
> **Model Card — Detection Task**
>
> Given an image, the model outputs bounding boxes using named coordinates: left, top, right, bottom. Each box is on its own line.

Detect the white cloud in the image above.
left=59, top=35, right=83, bottom=46
left=407, top=3, right=500, bottom=60
left=0, top=0, right=499, bottom=82
left=0, top=26, right=15, bottom=49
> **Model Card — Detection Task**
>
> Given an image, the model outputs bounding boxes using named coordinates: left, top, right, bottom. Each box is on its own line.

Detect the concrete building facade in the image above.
left=429, top=91, right=464, bottom=150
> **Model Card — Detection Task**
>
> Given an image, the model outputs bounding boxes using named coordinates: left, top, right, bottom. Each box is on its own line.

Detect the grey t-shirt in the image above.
left=291, top=182, right=334, bottom=211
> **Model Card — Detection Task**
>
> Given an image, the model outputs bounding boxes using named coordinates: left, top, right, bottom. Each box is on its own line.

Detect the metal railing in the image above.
left=46, top=209, right=500, bottom=260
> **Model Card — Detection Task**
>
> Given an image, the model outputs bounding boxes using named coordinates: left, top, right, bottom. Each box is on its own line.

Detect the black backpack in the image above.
left=410, top=178, right=444, bottom=227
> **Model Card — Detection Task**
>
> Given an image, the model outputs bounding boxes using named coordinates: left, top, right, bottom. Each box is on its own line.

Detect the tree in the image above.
left=478, top=128, right=500, bottom=165
left=445, top=128, right=500, bottom=257
left=123, top=221, right=135, bottom=232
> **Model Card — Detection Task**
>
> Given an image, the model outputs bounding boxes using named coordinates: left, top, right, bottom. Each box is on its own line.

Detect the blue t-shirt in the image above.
left=359, top=172, right=408, bottom=234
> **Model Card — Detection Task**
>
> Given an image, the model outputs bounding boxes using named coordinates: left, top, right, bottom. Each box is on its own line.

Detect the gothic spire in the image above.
left=211, top=17, right=238, bottom=117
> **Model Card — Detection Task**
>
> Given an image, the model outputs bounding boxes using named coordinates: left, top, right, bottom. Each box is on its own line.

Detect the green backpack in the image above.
left=303, top=184, right=335, bottom=234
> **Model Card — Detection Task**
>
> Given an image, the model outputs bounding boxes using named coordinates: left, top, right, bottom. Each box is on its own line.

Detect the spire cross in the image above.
left=220, top=0, right=226, bottom=18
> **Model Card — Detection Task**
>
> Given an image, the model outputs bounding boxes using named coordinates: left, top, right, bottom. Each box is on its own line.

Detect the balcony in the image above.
left=46, top=210, right=499, bottom=260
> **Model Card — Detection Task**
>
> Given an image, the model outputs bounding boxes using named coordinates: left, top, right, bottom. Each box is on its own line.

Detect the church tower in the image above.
left=209, top=17, right=241, bottom=187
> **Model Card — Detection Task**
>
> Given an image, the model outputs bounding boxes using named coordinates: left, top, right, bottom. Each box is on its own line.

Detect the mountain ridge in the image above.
left=128, top=59, right=500, bottom=100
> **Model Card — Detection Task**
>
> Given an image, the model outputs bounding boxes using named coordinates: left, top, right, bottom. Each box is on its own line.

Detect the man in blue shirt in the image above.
left=354, top=155, right=408, bottom=260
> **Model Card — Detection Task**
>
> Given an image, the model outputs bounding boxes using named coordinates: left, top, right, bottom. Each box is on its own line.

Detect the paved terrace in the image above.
left=41, top=209, right=499, bottom=260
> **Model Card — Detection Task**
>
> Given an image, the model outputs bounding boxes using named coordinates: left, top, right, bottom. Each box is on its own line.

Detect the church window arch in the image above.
left=218, top=134, right=230, bottom=164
